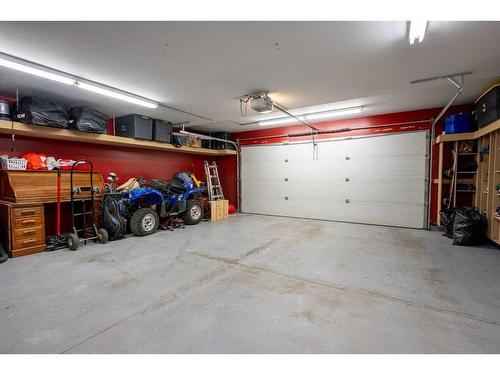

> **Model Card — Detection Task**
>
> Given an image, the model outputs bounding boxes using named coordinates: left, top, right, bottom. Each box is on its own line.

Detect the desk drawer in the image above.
left=12, top=233, right=45, bottom=250
left=13, top=206, right=44, bottom=218
left=13, top=225, right=44, bottom=241
left=14, top=215, right=45, bottom=229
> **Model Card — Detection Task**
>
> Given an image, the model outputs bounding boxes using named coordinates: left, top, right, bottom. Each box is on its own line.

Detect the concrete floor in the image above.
left=1, top=214, right=500, bottom=353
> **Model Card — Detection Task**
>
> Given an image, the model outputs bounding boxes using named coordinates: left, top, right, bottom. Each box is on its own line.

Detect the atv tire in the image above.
left=130, top=207, right=159, bottom=236
left=183, top=199, right=203, bottom=225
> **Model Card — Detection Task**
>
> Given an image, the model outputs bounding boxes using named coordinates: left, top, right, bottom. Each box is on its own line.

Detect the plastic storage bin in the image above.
left=153, top=119, right=173, bottom=143
left=475, top=84, right=500, bottom=128
left=115, top=114, right=153, bottom=140
left=444, top=113, right=472, bottom=134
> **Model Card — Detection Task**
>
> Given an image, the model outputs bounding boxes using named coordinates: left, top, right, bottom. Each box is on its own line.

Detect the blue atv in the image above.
left=125, top=172, right=204, bottom=236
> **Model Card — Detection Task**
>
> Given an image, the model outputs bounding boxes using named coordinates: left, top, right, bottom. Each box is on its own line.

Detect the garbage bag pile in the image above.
left=440, top=207, right=487, bottom=246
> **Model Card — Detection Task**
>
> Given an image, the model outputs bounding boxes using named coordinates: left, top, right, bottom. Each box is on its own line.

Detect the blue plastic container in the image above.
left=444, top=113, right=472, bottom=134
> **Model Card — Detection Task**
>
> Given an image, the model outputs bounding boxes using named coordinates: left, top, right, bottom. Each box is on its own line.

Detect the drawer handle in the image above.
left=21, top=219, right=36, bottom=225
left=20, top=209, right=36, bottom=216
left=23, top=239, right=36, bottom=245
left=23, top=230, right=36, bottom=236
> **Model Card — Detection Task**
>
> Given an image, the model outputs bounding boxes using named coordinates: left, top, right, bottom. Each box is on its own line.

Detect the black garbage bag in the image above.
left=69, top=106, right=108, bottom=133
left=15, top=96, right=69, bottom=128
left=452, top=208, right=487, bottom=246
left=102, top=195, right=127, bottom=241
left=440, top=208, right=456, bottom=239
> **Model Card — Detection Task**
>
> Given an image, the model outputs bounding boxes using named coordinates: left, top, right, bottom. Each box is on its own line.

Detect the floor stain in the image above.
left=291, top=309, right=336, bottom=326
left=426, top=267, right=460, bottom=306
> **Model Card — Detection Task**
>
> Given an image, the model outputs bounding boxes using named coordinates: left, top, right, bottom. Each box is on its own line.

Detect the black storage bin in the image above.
left=69, top=106, right=108, bottom=134
left=15, top=96, right=69, bottom=128
left=201, top=132, right=215, bottom=149
left=211, top=132, right=236, bottom=150
left=115, top=114, right=153, bottom=140
left=153, top=119, right=173, bottom=143
left=475, top=84, right=500, bottom=128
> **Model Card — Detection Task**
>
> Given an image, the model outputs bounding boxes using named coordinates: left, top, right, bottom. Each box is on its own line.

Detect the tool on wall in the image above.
left=204, top=161, right=224, bottom=201
left=448, top=148, right=458, bottom=209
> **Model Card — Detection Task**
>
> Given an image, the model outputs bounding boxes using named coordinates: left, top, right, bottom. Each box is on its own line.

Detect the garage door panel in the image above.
left=283, top=189, right=425, bottom=206
left=241, top=131, right=428, bottom=229
left=285, top=156, right=425, bottom=177
left=283, top=199, right=425, bottom=228
left=242, top=163, right=289, bottom=180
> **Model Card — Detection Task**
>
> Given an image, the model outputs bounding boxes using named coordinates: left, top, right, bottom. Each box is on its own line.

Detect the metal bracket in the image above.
left=411, top=71, right=471, bottom=129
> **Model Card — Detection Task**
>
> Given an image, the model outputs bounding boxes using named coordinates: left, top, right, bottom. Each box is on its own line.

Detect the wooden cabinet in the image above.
left=0, top=202, right=46, bottom=257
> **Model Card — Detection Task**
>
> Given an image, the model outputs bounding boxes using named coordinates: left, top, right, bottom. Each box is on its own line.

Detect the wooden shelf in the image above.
left=456, top=190, right=476, bottom=193
left=0, top=120, right=237, bottom=156
left=457, top=152, right=477, bottom=155
left=436, top=118, right=500, bottom=144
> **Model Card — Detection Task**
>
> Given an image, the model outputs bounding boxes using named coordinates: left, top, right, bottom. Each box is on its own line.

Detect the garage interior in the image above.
left=1, top=20, right=500, bottom=354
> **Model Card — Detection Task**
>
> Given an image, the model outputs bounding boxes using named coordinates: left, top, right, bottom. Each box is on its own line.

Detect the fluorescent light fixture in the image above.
left=0, top=52, right=159, bottom=109
left=0, top=56, right=75, bottom=85
left=258, top=117, right=301, bottom=127
left=75, top=81, right=158, bottom=109
left=258, top=106, right=364, bottom=126
left=305, top=106, right=364, bottom=120
left=408, top=21, right=428, bottom=44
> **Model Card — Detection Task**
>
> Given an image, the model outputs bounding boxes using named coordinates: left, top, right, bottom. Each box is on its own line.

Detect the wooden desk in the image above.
left=0, top=170, right=105, bottom=257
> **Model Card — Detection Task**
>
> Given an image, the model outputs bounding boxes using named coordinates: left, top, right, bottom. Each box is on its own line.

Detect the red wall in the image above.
left=234, top=105, right=474, bottom=225
left=0, top=134, right=238, bottom=203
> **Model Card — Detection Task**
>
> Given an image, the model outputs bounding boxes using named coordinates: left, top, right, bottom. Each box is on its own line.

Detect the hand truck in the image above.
left=67, top=159, right=108, bottom=250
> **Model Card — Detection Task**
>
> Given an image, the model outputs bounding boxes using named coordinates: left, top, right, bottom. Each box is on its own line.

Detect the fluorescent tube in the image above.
left=305, top=106, right=364, bottom=120
left=409, top=21, right=428, bottom=44
left=258, top=117, right=301, bottom=127
left=75, top=81, right=158, bottom=109
left=258, top=106, right=364, bottom=126
left=0, top=56, right=75, bottom=85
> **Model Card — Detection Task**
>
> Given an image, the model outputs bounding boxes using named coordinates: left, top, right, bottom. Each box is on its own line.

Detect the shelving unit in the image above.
left=0, top=120, right=237, bottom=156
left=435, top=118, right=500, bottom=244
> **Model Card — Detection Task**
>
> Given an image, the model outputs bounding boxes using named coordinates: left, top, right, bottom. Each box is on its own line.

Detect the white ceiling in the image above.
left=0, top=21, right=499, bottom=132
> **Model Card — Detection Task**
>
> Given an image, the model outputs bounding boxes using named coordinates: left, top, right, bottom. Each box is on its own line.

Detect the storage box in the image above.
left=210, top=132, right=236, bottom=150
left=210, top=200, right=229, bottom=222
left=115, top=114, right=153, bottom=140
left=190, top=137, right=202, bottom=148
left=475, top=84, right=500, bottom=128
left=153, top=119, right=173, bottom=143
left=444, top=113, right=472, bottom=134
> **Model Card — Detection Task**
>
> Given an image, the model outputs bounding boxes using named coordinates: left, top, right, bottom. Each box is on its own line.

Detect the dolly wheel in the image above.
left=97, top=228, right=109, bottom=244
left=67, top=233, right=79, bottom=251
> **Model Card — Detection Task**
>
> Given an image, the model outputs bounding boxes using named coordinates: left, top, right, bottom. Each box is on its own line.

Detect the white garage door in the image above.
left=241, top=131, right=429, bottom=229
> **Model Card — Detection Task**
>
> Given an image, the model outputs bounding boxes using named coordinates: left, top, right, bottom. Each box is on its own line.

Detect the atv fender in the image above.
left=129, top=187, right=164, bottom=206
